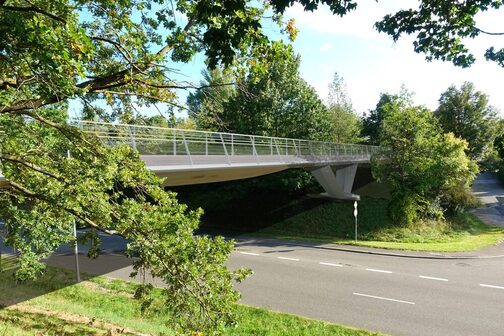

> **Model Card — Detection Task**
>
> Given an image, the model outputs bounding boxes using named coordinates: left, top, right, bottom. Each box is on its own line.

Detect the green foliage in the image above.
left=361, top=87, right=413, bottom=145
left=0, top=107, right=253, bottom=334
left=223, top=42, right=332, bottom=140
left=435, top=82, right=498, bottom=161
left=256, top=198, right=501, bottom=251
left=187, top=68, right=235, bottom=131
left=327, top=72, right=362, bottom=143
left=0, top=1, right=368, bottom=334
left=375, top=0, right=504, bottom=68
left=372, top=101, right=478, bottom=225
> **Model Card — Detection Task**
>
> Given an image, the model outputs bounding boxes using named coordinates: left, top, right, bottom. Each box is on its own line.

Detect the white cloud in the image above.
left=286, top=2, right=504, bottom=115
left=319, top=43, right=332, bottom=52
left=286, top=1, right=419, bottom=40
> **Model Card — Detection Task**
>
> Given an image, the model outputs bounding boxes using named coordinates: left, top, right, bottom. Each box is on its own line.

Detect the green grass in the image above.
left=0, top=267, right=384, bottom=336
left=254, top=198, right=504, bottom=252
left=0, top=254, right=18, bottom=272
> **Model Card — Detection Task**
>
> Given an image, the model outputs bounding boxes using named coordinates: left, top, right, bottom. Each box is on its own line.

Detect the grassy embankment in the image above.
left=254, top=197, right=504, bottom=252
left=0, top=265, right=383, bottom=336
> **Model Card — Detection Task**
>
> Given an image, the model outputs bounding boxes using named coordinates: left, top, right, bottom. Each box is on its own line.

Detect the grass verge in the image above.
left=0, top=267, right=383, bottom=336
left=254, top=198, right=504, bottom=252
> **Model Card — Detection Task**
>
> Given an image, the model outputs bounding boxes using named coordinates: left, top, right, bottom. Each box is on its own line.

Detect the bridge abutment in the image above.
left=311, top=164, right=360, bottom=200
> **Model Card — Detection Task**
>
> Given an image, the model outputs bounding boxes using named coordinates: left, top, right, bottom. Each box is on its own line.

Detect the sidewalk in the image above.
left=235, top=236, right=504, bottom=260
left=470, top=172, right=504, bottom=228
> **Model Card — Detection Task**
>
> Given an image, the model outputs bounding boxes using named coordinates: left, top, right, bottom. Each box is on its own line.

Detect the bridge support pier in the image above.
left=311, top=164, right=360, bottom=200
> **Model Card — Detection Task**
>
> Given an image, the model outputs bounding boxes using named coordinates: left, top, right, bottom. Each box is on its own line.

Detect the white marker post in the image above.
left=354, top=200, right=358, bottom=242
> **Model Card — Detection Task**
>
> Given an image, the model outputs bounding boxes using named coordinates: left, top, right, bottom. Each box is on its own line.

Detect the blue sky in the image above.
left=175, top=1, right=504, bottom=118
left=281, top=1, right=504, bottom=116
left=70, top=1, right=504, bottom=119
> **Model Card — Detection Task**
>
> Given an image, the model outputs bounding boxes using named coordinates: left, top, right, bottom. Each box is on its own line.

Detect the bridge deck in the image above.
left=1, top=121, right=381, bottom=186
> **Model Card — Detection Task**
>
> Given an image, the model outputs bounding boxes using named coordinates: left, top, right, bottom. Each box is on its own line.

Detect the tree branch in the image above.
left=133, top=78, right=235, bottom=90
left=7, top=180, right=120, bottom=236
left=1, top=4, right=66, bottom=24
left=473, top=26, right=504, bottom=36
left=0, top=18, right=196, bottom=114
left=0, top=155, right=63, bottom=181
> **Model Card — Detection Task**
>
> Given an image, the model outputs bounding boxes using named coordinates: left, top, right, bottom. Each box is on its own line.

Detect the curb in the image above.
left=235, top=236, right=504, bottom=260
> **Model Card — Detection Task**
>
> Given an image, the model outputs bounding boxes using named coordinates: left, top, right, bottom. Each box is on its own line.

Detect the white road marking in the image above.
left=277, top=256, right=300, bottom=261
left=319, top=262, right=343, bottom=267
left=238, top=251, right=260, bottom=256
left=480, top=283, right=504, bottom=290
left=365, top=268, right=392, bottom=274
left=419, top=275, right=449, bottom=282
left=353, top=292, right=415, bottom=305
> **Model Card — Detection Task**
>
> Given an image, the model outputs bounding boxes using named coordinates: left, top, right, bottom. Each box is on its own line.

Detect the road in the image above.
left=35, top=235, right=504, bottom=336
left=229, top=239, right=504, bottom=336
left=3, top=173, right=504, bottom=335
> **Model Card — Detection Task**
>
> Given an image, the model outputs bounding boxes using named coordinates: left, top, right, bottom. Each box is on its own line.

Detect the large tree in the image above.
left=435, top=82, right=498, bottom=161
left=362, top=87, right=413, bottom=145
left=222, top=42, right=332, bottom=140
left=373, top=103, right=478, bottom=225
left=0, top=1, right=356, bottom=334
left=326, top=72, right=361, bottom=143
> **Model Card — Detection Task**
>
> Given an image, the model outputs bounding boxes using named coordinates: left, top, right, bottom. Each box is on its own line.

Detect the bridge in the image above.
left=77, top=121, right=380, bottom=200
left=1, top=120, right=381, bottom=200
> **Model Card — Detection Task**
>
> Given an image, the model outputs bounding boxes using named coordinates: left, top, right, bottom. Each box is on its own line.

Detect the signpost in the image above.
left=353, top=200, right=358, bottom=242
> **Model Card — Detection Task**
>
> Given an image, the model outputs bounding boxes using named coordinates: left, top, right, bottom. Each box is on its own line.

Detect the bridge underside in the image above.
left=154, top=165, right=288, bottom=186
left=142, top=155, right=365, bottom=199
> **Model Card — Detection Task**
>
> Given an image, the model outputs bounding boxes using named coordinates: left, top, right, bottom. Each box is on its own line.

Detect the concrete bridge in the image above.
left=1, top=120, right=381, bottom=200
left=77, top=121, right=380, bottom=200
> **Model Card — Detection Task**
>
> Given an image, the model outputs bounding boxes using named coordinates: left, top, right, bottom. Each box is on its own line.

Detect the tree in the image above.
left=222, top=42, right=332, bottom=140
left=187, top=68, right=235, bottom=131
left=435, top=82, right=498, bottom=161
left=326, top=72, right=361, bottom=143
left=373, top=104, right=478, bottom=225
left=0, top=1, right=359, bottom=334
left=375, top=0, right=504, bottom=68
left=362, top=87, right=413, bottom=145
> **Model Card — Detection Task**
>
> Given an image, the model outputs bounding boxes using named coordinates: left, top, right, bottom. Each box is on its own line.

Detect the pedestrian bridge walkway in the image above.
left=76, top=121, right=381, bottom=199
left=0, top=120, right=382, bottom=200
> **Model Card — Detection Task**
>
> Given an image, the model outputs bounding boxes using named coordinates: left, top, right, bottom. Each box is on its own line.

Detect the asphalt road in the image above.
left=32, top=236, right=504, bottom=336
left=3, top=173, right=504, bottom=335
left=229, top=239, right=504, bottom=336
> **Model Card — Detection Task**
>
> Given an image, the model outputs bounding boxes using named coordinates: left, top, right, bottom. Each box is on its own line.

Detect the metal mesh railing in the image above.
left=71, top=120, right=381, bottom=166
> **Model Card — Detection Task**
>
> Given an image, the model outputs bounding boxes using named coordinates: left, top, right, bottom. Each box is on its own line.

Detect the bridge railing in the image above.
left=72, top=120, right=381, bottom=165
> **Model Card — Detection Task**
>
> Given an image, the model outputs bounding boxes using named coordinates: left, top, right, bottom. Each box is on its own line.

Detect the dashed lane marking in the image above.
left=277, top=257, right=300, bottom=261
left=365, top=268, right=392, bottom=274
left=319, top=262, right=343, bottom=267
left=353, top=292, right=415, bottom=305
left=480, top=284, right=504, bottom=290
left=419, top=275, right=448, bottom=282
left=238, top=252, right=260, bottom=256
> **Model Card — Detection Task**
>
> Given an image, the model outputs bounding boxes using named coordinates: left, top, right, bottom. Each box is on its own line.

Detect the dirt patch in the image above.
left=80, top=280, right=134, bottom=299
left=5, top=304, right=153, bottom=336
